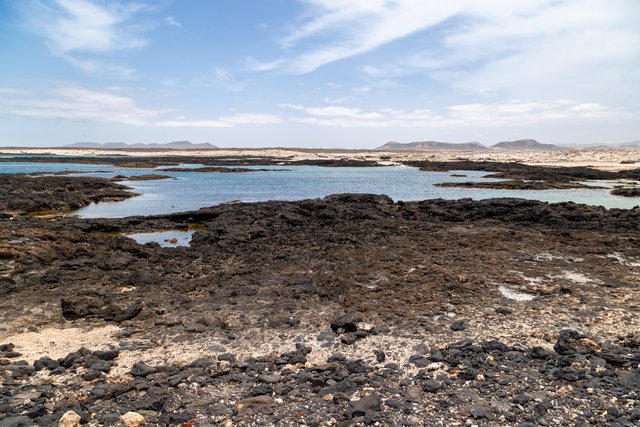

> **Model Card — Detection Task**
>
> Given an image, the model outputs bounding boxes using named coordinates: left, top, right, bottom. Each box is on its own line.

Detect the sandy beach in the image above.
left=2, top=147, right=640, bottom=171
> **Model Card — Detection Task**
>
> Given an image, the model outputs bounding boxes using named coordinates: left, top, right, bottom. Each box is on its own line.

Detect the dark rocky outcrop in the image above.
left=0, top=175, right=135, bottom=216
left=611, top=187, right=640, bottom=197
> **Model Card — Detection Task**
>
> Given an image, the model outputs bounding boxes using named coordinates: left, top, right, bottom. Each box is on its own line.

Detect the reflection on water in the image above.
left=125, top=230, right=195, bottom=247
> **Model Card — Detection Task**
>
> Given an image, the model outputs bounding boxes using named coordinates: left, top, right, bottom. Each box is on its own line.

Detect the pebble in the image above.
left=120, top=411, right=146, bottom=427
left=451, top=319, right=466, bottom=331
left=57, top=411, right=81, bottom=427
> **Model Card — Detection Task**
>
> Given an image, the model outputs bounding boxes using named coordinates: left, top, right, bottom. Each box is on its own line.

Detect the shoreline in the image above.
left=2, top=146, right=640, bottom=172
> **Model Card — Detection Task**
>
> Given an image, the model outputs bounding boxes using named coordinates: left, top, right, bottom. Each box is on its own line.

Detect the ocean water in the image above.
left=0, top=161, right=637, bottom=218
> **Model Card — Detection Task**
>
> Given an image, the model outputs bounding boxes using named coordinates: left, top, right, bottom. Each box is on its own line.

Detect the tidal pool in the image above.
left=125, top=230, right=195, bottom=248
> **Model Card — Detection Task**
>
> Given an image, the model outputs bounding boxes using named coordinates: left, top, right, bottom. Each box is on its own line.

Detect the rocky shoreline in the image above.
left=435, top=180, right=604, bottom=191
left=1, top=171, right=639, bottom=426
left=0, top=175, right=136, bottom=218
left=5, top=155, right=640, bottom=195
left=408, top=160, right=640, bottom=194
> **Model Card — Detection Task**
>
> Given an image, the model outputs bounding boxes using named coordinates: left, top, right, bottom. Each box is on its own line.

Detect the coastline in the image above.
left=2, top=146, right=640, bottom=172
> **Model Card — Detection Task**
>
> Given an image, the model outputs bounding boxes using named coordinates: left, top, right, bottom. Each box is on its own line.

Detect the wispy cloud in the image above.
left=0, top=85, right=282, bottom=128
left=0, top=88, right=32, bottom=95
left=270, top=0, right=467, bottom=74
left=281, top=99, right=635, bottom=128
left=164, top=15, right=181, bottom=28
left=324, top=97, right=346, bottom=104
left=357, top=1, right=640, bottom=102
left=159, top=113, right=282, bottom=128
left=244, top=57, right=283, bottom=72
left=262, top=0, right=640, bottom=113
left=20, top=0, right=152, bottom=76
left=0, top=85, right=164, bottom=125
left=190, top=68, right=248, bottom=92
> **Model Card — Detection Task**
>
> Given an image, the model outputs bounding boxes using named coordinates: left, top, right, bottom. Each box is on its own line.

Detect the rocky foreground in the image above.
left=0, top=175, right=639, bottom=426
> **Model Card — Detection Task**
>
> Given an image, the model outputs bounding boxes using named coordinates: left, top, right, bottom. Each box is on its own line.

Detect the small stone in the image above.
left=554, top=329, right=600, bottom=355
left=217, top=353, right=236, bottom=363
left=317, top=331, right=336, bottom=341
left=451, top=320, right=466, bottom=331
left=340, top=333, right=357, bottom=345
left=185, top=323, right=206, bottom=333
left=481, top=340, right=509, bottom=353
left=89, top=360, right=112, bottom=373
left=348, top=393, right=381, bottom=418
left=120, top=411, right=145, bottom=427
left=258, top=373, right=281, bottom=384
left=93, top=350, right=119, bottom=361
left=295, top=343, right=312, bottom=354
left=58, top=411, right=81, bottom=427
left=236, top=395, right=275, bottom=416
left=495, top=307, right=513, bottom=315
left=408, top=355, right=430, bottom=367
left=330, top=313, right=362, bottom=333
left=129, top=361, right=156, bottom=377
left=422, top=380, right=441, bottom=393
left=82, top=369, right=102, bottom=381
left=374, top=350, right=386, bottom=363
left=469, top=404, right=487, bottom=419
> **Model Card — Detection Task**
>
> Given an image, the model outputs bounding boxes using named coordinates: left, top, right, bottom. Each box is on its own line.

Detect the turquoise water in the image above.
left=0, top=161, right=637, bottom=218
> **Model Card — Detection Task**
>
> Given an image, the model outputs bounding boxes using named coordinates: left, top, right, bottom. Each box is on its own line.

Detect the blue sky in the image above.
left=1, top=0, right=639, bottom=148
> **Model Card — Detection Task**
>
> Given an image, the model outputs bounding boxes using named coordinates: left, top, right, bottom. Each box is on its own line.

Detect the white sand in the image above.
left=2, top=147, right=639, bottom=171
left=2, top=326, right=120, bottom=363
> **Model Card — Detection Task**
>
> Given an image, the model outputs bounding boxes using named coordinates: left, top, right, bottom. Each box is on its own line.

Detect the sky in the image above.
left=0, top=0, right=639, bottom=148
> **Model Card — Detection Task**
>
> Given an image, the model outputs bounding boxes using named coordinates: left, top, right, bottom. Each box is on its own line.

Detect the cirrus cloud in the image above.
left=0, top=85, right=282, bottom=128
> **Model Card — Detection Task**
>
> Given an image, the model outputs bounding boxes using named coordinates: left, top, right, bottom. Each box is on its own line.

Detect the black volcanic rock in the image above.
left=611, top=187, right=640, bottom=197
left=0, top=175, right=136, bottom=215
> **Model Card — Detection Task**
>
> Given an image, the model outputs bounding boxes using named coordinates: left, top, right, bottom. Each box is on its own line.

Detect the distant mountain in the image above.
left=491, top=139, right=562, bottom=151
left=376, top=141, right=489, bottom=151
left=65, top=141, right=218, bottom=150
left=621, top=140, right=640, bottom=148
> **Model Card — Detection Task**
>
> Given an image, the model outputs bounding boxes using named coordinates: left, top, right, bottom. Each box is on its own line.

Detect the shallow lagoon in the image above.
left=0, top=161, right=637, bottom=217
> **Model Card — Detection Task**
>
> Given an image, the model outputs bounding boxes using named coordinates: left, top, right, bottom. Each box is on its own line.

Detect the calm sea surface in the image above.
left=1, top=160, right=637, bottom=218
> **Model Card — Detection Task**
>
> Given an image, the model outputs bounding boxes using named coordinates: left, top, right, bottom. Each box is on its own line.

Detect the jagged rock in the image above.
left=348, top=393, right=381, bottom=418
left=554, top=330, right=601, bottom=355
left=330, top=313, right=362, bottom=333
left=129, top=361, right=157, bottom=377
left=61, top=297, right=141, bottom=322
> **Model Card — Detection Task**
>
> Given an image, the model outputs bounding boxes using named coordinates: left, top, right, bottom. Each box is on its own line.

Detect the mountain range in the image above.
left=377, top=139, right=640, bottom=151
left=65, top=141, right=218, bottom=150
left=376, top=139, right=565, bottom=151
left=377, top=139, right=562, bottom=151
left=61, top=139, right=638, bottom=151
